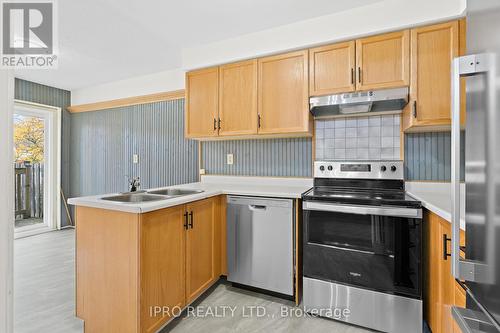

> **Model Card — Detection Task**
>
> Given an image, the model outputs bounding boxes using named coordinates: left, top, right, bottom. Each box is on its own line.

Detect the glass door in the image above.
left=14, top=112, right=46, bottom=230
left=13, top=102, right=60, bottom=237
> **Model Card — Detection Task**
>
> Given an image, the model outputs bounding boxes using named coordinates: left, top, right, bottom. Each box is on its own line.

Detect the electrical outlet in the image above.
left=227, top=154, right=234, bottom=165
left=133, top=154, right=139, bottom=164
left=199, top=169, right=206, bottom=175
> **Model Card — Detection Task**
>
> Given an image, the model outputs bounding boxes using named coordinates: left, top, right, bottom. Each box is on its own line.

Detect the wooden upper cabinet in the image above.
left=258, top=50, right=310, bottom=134
left=219, top=60, right=258, bottom=136
left=356, top=30, right=410, bottom=91
left=185, top=198, right=217, bottom=303
left=140, top=206, right=186, bottom=333
left=406, top=21, right=459, bottom=130
left=309, top=41, right=356, bottom=96
left=185, top=67, right=219, bottom=138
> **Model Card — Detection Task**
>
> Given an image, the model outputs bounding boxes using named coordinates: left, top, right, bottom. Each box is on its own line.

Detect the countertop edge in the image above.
left=406, top=189, right=466, bottom=230
left=406, top=190, right=452, bottom=222
left=67, top=186, right=310, bottom=213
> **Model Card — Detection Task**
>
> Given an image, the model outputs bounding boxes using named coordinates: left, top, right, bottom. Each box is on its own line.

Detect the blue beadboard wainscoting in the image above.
left=70, top=99, right=199, bottom=197
left=201, top=138, right=312, bottom=177
left=404, top=132, right=465, bottom=181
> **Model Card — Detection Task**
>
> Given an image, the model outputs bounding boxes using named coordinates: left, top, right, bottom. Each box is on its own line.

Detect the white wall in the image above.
left=182, top=0, right=466, bottom=70
left=71, top=68, right=184, bottom=105
left=72, top=0, right=466, bottom=105
left=0, top=70, right=14, bottom=333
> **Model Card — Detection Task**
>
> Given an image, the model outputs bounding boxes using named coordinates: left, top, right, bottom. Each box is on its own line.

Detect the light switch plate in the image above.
left=227, top=154, right=234, bottom=165
left=133, top=154, right=139, bottom=164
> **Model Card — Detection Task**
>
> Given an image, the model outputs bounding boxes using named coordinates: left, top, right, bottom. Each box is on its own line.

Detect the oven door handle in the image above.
left=303, top=201, right=422, bottom=218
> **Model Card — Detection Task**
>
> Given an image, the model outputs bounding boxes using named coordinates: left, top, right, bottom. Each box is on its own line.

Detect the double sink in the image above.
left=101, top=188, right=204, bottom=203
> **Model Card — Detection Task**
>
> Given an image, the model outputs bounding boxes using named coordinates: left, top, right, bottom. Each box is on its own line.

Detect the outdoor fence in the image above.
left=14, top=162, right=44, bottom=219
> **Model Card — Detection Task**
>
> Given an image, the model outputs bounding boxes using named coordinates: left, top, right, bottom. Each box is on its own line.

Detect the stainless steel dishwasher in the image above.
left=226, top=196, right=294, bottom=296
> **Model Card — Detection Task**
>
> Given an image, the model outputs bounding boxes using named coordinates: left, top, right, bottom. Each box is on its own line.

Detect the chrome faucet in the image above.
left=129, top=177, right=140, bottom=192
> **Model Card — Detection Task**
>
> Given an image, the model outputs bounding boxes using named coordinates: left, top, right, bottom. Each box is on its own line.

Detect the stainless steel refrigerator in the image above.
left=451, top=1, right=500, bottom=332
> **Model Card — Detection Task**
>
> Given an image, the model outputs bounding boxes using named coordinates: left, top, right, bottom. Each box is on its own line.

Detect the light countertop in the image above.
left=405, top=181, right=466, bottom=230
left=67, top=175, right=313, bottom=213
left=68, top=175, right=465, bottom=230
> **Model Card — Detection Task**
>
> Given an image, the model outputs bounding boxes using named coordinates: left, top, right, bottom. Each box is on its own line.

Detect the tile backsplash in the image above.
left=315, top=114, right=401, bottom=161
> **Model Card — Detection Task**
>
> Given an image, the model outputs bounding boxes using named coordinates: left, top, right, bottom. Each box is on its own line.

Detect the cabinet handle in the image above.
left=213, top=118, right=217, bottom=131
left=443, top=233, right=452, bottom=260
left=351, top=68, right=354, bottom=85
left=412, top=101, right=417, bottom=118
left=258, top=114, right=261, bottom=128
left=188, top=211, right=193, bottom=229
left=358, top=67, right=361, bottom=84
left=183, top=212, right=189, bottom=230
left=218, top=117, right=221, bottom=130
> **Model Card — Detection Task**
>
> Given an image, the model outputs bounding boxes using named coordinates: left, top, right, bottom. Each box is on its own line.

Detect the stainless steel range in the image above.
left=302, top=160, right=423, bottom=333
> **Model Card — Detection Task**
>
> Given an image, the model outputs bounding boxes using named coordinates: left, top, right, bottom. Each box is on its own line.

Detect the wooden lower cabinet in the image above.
left=185, top=198, right=219, bottom=303
left=425, top=210, right=466, bottom=333
left=140, top=206, right=186, bottom=333
left=76, top=196, right=223, bottom=333
left=76, top=207, right=141, bottom=333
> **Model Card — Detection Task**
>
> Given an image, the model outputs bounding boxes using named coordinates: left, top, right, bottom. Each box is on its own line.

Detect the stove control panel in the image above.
left=314, top=161, right=404, bottom=180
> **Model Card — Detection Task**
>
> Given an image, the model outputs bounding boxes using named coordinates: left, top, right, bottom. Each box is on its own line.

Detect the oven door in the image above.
left=303, top=201, right=422, bottom=298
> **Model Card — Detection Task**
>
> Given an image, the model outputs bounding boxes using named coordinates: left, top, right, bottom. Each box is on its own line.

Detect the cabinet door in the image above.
left=185, top=67, right=219, bottom=138
left=309, top=41, right=356, bottom=96
left=425, top=211, right=443, bottom=333
left=425, top=211, right=468, bottom=333
left=186, top=198, right=217, bottom=303
left=219, top=60, right=258, bottom=136
left=441, top=220, right=456, bottom=333
left=258, top=50, right=310, bottom=134
left=409, top=21, right=459, bottom=127
left=140, top=206, right=186, bottom=333
left=355, top=30, right=409, bottom=90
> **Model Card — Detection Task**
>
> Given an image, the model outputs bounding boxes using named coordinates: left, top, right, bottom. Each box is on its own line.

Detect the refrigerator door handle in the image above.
left=451, top=53, right=496, bottom=283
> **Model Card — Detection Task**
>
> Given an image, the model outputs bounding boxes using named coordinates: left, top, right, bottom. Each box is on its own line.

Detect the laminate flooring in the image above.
left=14, top=229, right=372, bottom=333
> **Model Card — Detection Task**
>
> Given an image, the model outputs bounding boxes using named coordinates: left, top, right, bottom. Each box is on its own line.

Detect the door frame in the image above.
left=13, top=100, right=62, bottom=238
left=0, top=70, right=14, bottom=333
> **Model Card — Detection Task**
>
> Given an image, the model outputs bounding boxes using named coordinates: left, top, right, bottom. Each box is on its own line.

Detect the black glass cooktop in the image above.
left=302, top=186, right=421, bottom=208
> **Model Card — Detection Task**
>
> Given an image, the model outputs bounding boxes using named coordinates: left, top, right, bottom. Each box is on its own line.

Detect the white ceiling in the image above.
left=14, top=0, right=381, bottom=91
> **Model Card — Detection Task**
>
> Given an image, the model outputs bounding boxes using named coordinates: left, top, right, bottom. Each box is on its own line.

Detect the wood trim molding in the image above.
left=68, top=90, right=185, bottom=113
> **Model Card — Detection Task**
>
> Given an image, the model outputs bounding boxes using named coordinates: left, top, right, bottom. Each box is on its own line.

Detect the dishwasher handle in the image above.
left=249, top=204, right=267, bottom=211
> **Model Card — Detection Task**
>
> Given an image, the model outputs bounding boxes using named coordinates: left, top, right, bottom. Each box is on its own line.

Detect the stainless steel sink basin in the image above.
left=147, top=188, right=204, bottom=196
left=101, top=193, right=167, bottom=203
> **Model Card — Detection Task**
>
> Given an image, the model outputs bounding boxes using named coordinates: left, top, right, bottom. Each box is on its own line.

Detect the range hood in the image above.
left=309, top=87, right=409, bottom=118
